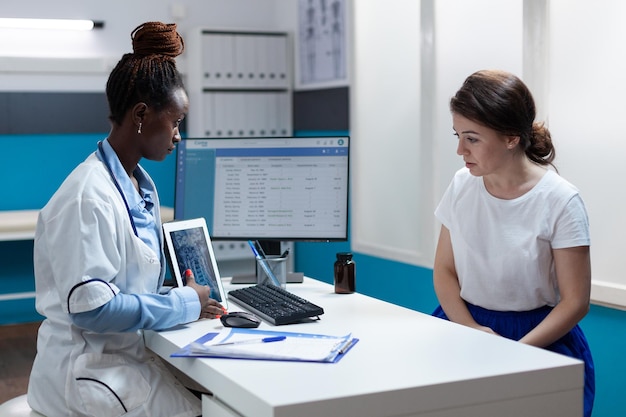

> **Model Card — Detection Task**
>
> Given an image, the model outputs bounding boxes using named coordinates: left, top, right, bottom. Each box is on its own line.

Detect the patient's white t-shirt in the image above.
left=435, top=168, right=590, bottom=311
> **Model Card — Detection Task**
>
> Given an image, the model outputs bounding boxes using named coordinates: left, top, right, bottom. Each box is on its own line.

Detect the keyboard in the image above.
left=228, top=284, right=324, bottom=325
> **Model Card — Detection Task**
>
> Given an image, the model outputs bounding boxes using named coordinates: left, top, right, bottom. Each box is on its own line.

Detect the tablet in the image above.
left=163, top=218, right=228, bottom=307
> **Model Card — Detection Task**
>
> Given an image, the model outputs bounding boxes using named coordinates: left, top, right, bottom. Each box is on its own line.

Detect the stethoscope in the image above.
left=96, top=141, right=139, bottom=237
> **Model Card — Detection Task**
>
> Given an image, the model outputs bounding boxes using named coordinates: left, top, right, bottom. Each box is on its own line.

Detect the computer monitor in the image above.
left=174, top=136, right=350, bottom=243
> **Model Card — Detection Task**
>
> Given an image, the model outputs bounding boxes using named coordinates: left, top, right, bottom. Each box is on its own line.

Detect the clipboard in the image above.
left=171, top=327, right=358, bottom=363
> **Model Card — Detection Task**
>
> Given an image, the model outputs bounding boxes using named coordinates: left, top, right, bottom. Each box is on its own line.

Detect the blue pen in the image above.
left=190, top=336, right=286, bottom=353
left=248, top=240, right=261, bottom=258
left=248, top=240, right=282, bottom=287
left=210, top=336, right=286, bottom=347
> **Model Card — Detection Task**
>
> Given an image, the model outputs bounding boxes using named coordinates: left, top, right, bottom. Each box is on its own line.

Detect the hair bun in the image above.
left=131, top=22, right=184, bottom=58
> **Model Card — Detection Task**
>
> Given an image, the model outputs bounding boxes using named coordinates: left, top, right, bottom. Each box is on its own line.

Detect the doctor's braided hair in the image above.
left=450, top=69, right=556, bottom=169
left=106, top=21, right=186, bottom=125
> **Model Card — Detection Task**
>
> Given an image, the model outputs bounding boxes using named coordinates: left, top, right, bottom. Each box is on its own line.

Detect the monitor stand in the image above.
left=230, top=240, right=304, bottom=284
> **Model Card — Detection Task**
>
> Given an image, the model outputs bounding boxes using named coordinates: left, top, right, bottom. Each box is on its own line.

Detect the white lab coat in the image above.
left=27, top=153, right=201, bottom=417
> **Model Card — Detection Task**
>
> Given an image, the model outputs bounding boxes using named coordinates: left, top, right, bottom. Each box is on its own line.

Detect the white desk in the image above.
left=0, top=208, right=175, bottom=303
left=0, top=207, right=174, bottom=241
left=144, top=278, right=584, bottom=417
left=0, top=210, right=41, bottom=241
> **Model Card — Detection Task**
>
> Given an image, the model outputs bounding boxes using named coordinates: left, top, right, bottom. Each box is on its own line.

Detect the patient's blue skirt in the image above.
left=432, top=303, right=595, bottom=417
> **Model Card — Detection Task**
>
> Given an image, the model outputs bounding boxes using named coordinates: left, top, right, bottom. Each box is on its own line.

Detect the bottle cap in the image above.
left=336, top=252, right=353, bottom=261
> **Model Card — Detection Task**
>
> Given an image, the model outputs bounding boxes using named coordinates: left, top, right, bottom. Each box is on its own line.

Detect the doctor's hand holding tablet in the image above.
left=184, top=269, right=227, bottom=319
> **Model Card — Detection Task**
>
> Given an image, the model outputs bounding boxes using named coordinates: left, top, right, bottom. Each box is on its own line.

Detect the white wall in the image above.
left=548, top=0, right=626, bottom=307
left=351, top=0, right=523, bottom=267
left=432, top=0, right=523, bottom=195
left=351, top=0, right=626, bottom=308
left=0, top=0, right=290, bottom=91
left=351, top=0, right=425, bottom=265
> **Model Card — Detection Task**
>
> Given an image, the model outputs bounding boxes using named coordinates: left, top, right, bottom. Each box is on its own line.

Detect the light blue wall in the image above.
left=1, top=133, right=625, bottom=416
left=0, top=133, right=176, bottom=323
left=0, top=133, right=176, bottom=211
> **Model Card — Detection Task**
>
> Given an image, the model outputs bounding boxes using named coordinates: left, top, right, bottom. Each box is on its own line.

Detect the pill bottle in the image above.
left=334, top=252, right=355, bottom=294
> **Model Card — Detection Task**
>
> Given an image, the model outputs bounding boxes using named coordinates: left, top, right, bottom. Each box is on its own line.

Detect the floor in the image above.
left=0, top=321, right=40, bottom=404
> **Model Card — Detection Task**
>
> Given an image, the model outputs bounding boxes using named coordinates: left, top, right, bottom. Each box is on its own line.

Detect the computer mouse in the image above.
left=220, top=311, right=261, bottom=328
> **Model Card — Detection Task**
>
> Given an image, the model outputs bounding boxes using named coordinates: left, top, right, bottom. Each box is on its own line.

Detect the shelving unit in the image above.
left=185, top=29, right=294, bottom=278
left=186, top=29, right=292, bottom=139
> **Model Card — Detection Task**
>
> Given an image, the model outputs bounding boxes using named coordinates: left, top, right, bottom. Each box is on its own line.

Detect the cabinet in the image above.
left=186, top=29, right=292, bottom=139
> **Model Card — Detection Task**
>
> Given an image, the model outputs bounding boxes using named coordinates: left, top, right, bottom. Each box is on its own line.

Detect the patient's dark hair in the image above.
left=106, top=21, right=186, bottom=125
left=450, top=69, right=555, bottom=167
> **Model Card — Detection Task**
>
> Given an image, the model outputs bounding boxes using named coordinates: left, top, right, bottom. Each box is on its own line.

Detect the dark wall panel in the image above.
left=292, top=87, right=349, bottom=132
left=1, top=88, right=349, bottom=135
left=0, top=94, right=8, bottom=133
left=0, top=92, right=110, bottom=134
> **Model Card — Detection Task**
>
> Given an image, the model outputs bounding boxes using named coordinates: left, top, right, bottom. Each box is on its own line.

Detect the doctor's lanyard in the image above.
left=96, top=141, right=139, bottom=237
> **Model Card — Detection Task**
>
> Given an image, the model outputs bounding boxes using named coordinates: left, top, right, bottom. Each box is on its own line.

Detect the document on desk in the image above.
left=171, top=328, right=358, bottom=363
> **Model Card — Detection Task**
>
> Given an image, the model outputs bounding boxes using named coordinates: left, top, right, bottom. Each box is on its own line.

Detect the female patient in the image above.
left=27, top=22, right=224, bottom=417
left=432, top=69, right=594, bottom=416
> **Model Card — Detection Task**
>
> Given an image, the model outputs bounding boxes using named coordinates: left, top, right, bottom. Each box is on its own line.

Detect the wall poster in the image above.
left=296, top=0, right=349, bottom=90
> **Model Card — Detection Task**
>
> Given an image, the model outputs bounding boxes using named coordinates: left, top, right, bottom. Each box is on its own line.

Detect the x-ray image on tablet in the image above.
left=163, top=218, right=228, bottom=306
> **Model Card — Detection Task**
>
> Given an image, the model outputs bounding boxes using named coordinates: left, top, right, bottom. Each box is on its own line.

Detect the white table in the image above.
left=144, top=278, right=584, bottom=417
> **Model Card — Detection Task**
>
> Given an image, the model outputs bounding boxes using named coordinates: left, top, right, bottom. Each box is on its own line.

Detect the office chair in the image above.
left=0, top=395, right=45, bottom=417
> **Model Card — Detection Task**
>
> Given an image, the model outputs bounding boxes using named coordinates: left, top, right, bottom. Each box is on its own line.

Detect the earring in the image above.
left=137, top=122, right=142, bottom=134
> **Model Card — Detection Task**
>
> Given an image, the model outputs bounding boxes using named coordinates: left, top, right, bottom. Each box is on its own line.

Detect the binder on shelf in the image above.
left=202, top=93, right=216, bottom=137
left=265, top=93, right=278, bottom=137
left=232, top=92, right=247, bottom=137
left=277, top=92, right=291, bottom=136
left=202, top=34, right=224, bottom=88
left=256, top=36, right=271, bottom=87
left=266, top=35, right=289, bottom=88
left=213, top=92, right=239, bottom=137
left=242, top=92, right=259, bottom=137
left=233, top=35, right=248, bottom=87
left=246, top=92, right=265, bottom=137
left=201, top=33, right=235, bottom=88
left=171, top=327, right=358, bottom=363
left=235, top=34, right=257, bottom=87
left=200, top=34, right=217, bottom=87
